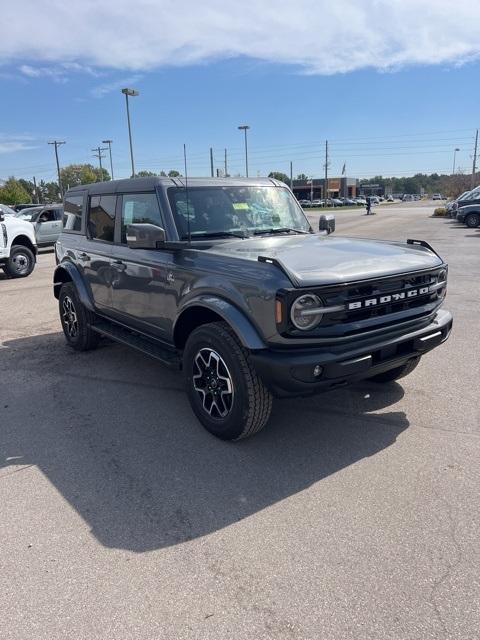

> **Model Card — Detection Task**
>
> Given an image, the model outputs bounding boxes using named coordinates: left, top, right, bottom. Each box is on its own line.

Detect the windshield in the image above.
left=15, top=207, right=42, bottom=221
left=167, top=186, right=312, bottom=239
left=463, top=186, right=480, bottom=201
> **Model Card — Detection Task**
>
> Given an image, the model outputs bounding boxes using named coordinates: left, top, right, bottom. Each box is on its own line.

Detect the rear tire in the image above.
left=59, top=282, right=100, bottom=351
left=183, top=322, right=273, bottom=440
left=369, top=357, right=420, bottom=383
left=4, top=245, right=35, bottom=278
left=465, top=213, right=480, bottom=228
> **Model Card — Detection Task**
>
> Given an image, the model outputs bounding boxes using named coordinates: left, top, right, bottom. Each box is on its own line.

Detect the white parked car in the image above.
left=0, top=208, right=38, bottom=277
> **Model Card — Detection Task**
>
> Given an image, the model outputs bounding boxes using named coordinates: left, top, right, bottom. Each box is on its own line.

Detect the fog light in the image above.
left=313, top=365, right=323, bottom=377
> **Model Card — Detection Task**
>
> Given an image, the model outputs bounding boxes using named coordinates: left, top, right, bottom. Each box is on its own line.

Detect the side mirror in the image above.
left=319, top=214, right=335, bottom=235
left=126, top=223, right=166, bottom=249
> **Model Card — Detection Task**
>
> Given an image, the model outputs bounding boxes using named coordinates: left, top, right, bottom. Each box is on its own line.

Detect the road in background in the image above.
left=1, top=202, right=479, bottom=639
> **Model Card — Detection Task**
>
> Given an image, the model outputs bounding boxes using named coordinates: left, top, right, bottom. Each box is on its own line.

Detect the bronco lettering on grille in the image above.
left=347, top=286, right=430, bottom=310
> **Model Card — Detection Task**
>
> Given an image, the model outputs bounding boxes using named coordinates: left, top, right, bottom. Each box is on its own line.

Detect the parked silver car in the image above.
left=15, top=204, right=63, bottom=246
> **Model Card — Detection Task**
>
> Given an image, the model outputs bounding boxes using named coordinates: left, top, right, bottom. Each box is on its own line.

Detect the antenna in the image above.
left=183, top=143, right=191, bottom=244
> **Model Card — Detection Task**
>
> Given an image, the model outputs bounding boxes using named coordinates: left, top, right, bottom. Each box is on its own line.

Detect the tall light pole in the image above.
left=238, top=125, right=250, bottom=177
left=47, top=140, right=66, bottom=197
left=121, top=88, right=139, bottom=178
left=102, top=139, right=114, bottom=180
left=452, top=148, right=460, bottom=174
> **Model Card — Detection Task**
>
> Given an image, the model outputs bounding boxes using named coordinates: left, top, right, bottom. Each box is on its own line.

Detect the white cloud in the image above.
left=90, top=75, right=143, bottom=98
left=2, top=1, right=480, bottom=74
left=0, top=141, right=38, bottom=154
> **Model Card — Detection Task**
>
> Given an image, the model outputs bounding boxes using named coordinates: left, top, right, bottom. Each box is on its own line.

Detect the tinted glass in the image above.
left=63, top=194, right=84, bottom=232
left=120, top=193, right=162, bottom=243
left=40, top=210, right=56, bottom=222
left=88, top=195, right=116, bottom=242
left=167, top=186, right=310, bottom=239
left=54, top=208, right=64, bottom=221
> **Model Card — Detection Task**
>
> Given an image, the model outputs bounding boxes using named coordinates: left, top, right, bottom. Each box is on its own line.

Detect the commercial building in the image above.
left=292, top=176, right=358, bottom=200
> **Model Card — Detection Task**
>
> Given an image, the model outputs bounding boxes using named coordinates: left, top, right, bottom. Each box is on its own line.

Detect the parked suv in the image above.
left=454, top=185, right=480, bottom=228
left=54, top=178, right=452, bottom=440
left=0, top=208, right=37, bottom=277
left=15, top=204, right=64, bottom=245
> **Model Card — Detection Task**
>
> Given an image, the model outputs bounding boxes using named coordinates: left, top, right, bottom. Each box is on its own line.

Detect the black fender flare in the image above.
left=174, top=296, right=267, bottom=351
left=53, top=261, right=94, bottom=311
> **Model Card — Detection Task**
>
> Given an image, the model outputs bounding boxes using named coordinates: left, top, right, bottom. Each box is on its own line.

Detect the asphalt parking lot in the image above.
left=1, top=201, right=479, bottom=639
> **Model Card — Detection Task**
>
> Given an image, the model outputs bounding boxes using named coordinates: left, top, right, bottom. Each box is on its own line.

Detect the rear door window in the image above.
left=87, top=195, right=116, bottom=242
left=63, top=194, right=84, bottom=232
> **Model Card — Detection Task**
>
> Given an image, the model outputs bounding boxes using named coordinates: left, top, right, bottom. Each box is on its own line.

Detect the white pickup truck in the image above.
left=0, top=209, right=38, bottom=277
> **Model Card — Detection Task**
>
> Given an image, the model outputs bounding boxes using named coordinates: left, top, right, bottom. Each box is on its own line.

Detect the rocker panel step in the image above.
left=91, top=320, right=181, bottom=369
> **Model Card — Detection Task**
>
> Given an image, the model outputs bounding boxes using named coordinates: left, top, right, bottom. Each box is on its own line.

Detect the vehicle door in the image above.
left=81, top=194, right=116, bottom=310
left=34, top=208, right=60, bottom=244
left=109, top=191, right=174, bottom=338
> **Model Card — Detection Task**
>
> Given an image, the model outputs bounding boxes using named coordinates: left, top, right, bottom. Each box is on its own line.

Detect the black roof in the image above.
left=66, top=176, right=285, bottom=195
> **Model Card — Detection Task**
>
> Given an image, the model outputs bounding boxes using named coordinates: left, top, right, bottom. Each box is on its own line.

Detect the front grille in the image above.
left=284, top=267, right=446, bottom=338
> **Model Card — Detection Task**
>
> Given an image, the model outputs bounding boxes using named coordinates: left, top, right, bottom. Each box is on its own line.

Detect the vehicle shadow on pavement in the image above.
left=0, top=332, right=409, bottom=553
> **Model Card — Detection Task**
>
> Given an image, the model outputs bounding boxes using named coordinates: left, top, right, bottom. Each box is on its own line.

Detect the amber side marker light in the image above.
left=275, top=300, right=283, bottom=324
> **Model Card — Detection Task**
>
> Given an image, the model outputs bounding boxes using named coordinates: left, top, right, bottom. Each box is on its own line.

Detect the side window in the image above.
left=40, top=210, right=56, bottom=222
left=87, top=195, right=116, bottom=242
left=120, top=192, right=162, bottom=243
left=63, top=194, right=83, bottom=232
left=54, top=209, right=64, bottom=222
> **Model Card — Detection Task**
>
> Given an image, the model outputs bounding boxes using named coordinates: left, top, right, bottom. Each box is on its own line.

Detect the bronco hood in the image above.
left=209, top=234, right=443, bottom=286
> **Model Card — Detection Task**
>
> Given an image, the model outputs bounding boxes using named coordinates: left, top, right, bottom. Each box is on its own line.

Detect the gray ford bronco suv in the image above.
left=54, top=177, right=452, bottom=440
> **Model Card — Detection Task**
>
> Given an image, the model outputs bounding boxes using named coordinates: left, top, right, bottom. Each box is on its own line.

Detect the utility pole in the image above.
left=471, top=130, right=478, bottom=189
left=210, top=147, right=214, bottom=177
left=324, top=140, right=329, bottom=201
left=32, top=176, right=39, bottom=204
left=224, top=148, right=228, bottom=177
left=92, top=146, right=108, bottom=179
left=290, top=161, right=293, bottom=189
left=47, top=140, right=66, bottom=197
left=102, top=140, right=114, bottom=179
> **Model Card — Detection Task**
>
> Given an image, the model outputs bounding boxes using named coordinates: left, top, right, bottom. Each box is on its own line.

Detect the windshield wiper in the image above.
left=180, top=230, right=248, bottom=240
left=253, top=227, right=310, bottom=235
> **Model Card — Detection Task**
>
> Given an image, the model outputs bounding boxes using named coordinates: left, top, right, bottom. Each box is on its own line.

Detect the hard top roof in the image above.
left=65, top=176, right=286, bottom=196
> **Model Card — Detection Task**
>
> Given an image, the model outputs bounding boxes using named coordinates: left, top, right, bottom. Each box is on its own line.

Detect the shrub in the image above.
left=433, top=207, right=447, bottom=217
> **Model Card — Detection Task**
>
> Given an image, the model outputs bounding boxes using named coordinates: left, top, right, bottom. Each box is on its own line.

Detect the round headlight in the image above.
left=290, top=294, right=323, bottom=330
left=437, top=268, right=447, bottom=284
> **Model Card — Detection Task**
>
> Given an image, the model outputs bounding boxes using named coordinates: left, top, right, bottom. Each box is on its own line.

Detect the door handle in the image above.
left=78, top=252, right=90, bottom=262
left=112, top=260, right=127, bottom=272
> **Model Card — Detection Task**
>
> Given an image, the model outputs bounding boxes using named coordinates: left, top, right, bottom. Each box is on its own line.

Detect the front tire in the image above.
left=4, top=245, right=35, bottom=278
left=183, top=322, right=273, bottom=440
left=59, top=282, right=100, bottom=351
left=465, top=213, right=480, bottom=228
left=369, top=357, right=420, bottom=383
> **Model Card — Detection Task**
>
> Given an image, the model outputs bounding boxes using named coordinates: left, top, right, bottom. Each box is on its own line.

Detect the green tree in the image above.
left=0, top=177, right=31, bottom=205
left=38, top=180, right=61, bottom=202
left=137, top=170, right=157, bottom=177
left=168, top=170, right=182, bottom=177
left=18, top=179, right=37, bottom=202
left=296, top=173, right=308, bottom=180
left=60, top=164, right=110, bottom=189
left=268, top=171, right=290, bottom=184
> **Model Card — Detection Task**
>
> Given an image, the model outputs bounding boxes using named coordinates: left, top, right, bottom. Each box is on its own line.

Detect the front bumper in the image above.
left=251, top=309, right=452, bottom=397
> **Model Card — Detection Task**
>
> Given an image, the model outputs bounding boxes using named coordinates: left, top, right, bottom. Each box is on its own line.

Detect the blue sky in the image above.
left=1, top=0, right=479, bottom=183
